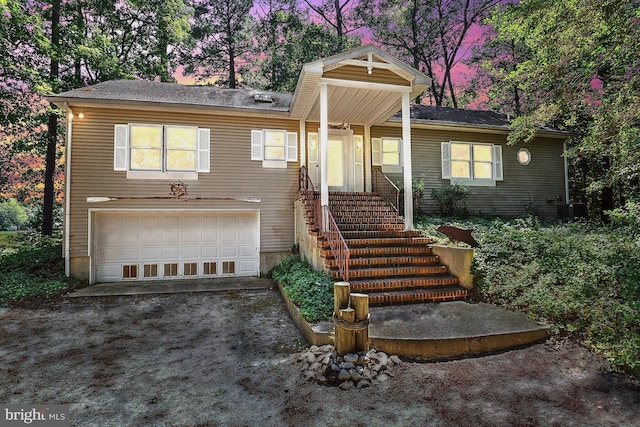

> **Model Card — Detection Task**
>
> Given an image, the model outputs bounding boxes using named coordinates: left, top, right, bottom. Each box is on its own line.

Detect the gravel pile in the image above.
left=298, top=345, right=401, bottom=390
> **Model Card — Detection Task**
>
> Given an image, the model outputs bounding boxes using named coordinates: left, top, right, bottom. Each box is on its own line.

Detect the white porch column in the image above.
left=402, top=92, right=413, bottom=230
left=364, top=125, right=372, bottom=192
left=299, top=120, right=306, bottom=167
left=320, top=83, right=329, bottom=229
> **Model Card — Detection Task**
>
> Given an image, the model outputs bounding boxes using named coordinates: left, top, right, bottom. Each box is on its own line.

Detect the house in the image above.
left=49, top=45, right=569, bottom=292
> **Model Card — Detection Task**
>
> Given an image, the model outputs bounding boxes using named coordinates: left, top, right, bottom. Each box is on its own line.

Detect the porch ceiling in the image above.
left=290, top=45, right=431, bottom=126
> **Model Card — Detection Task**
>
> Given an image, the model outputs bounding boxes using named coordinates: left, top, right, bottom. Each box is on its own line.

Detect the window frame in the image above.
left=251, top=128, right=298, bottom=168
left=372, top=137, right=402, bottom=173
left=114, top=123, right=210, bottom=180
left=441, top=141, right=503, bottom=187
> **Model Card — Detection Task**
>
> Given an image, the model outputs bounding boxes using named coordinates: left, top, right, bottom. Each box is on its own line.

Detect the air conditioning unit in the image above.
left=557, top=203, right=587, bottom=221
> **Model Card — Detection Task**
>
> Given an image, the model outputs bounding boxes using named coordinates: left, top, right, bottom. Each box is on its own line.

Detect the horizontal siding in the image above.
left=324, top=65, right=409, bottom=86
left=69, top=107, right=300, bottom=258
left=371, top=126, right=566, bottom=218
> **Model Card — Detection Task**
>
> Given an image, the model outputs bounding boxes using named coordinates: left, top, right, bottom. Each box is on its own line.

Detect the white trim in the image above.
left=402, top=92, right=413, bottom=230
left=126, top=171, right=198, bottom=180
left=319, top=77, right=413, bottom=94
left=364, top=125, right=372, bottom=192
left=443, top=141, right=503, bottom=186
left=64, top=105, right=73, bottom=277
left=563, top=140, right=570, bottom=203
left=320, top=84, right=329, bottom=217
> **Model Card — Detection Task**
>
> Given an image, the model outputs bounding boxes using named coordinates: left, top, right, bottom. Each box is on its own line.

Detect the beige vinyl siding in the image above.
left=324, top=65, right=410, bottom=86
left=69, top=107, right=299, bottom=259
left=371, top=126, right=566, bottom=218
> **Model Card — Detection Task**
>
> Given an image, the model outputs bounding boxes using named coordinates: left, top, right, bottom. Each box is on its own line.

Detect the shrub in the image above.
left=431, top=183, right=469, bottom=216
left=270, top=255, right=333, bottom=322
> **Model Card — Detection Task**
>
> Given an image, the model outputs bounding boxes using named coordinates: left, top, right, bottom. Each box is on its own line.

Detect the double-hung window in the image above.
left=441, top=141, right=503, bottom=186
left=114, top=124, right=210, bottom=179
left=251, top=129, right=298, bottom=168
left=372, top=137, right=402, bottom=173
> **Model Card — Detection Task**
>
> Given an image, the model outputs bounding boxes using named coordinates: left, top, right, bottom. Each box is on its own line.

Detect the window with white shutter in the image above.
left=372, top=137, right=401, bottom=173
left=113, top=124, right=210, bottom=179
left=441, top=141, right=503, bottom=186
left=251, top=129, right=298, bottom=168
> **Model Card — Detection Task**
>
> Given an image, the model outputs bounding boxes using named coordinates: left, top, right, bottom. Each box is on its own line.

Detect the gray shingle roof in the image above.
left=393, top=104, right=510, bottom=128
left=50, top=79, right=292, bottom=112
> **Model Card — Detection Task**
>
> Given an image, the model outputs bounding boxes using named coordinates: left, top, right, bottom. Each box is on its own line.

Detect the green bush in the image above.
left=430, top=183, right=469, bottom=216
left=270, top=255, right=333, bottom=322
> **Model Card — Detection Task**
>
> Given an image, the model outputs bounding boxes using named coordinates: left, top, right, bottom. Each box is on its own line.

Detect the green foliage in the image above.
left=0, top=233, right=79, bottom=306
left=423, top=216, right=640, bottom=374
left=269, top=254, right=333, bottom=322
left=430, top=183, right=469, bottom=216
left=0, top=198, right=28, bottom=229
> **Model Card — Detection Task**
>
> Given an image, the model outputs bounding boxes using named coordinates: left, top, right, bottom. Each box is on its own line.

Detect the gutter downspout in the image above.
left=563, top=140, right=570, bottom=203
left=63, top=103, right=72, bottom=277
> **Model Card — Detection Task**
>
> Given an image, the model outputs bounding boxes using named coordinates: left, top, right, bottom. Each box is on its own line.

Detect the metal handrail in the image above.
left=372, top=168, right=400, bottom=213
left=322, top=204, right=350, bottom=282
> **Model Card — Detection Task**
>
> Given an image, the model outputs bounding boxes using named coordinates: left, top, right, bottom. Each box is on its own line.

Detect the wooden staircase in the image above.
left=301, top=191, right=469, bottom=306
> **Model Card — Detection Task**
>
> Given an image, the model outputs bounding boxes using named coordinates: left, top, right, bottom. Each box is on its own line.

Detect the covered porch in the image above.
left=290, top=45, right=432, bottom=231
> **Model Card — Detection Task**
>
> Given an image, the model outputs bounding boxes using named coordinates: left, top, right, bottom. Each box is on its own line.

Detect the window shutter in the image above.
left=307, top=133, right=319, bottom=185
left=251, top=130, right=263, bottom=160
left=441, top=141, right=451, bottom=179
left=372, top=138, right=382, bottom=166
left=197, top=128, right=210, bottom=173
left=353, top=135, right=364, bottom=191
left=493, top=145, right=503, bottom=181
left=286, top=132, right=298, bottom=162
left=114, top=124, right=129, bottom=171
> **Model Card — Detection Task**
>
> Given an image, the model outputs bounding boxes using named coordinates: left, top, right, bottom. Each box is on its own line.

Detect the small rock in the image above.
left=319, top=344, right=333, bottom=352
left=327, top=371, right=339, bottom=385
left=339, top=381, right=354, bottom=390
left=356, top=380, right=371, bottom=389
left=338, top=369, right=351, bottom=381
left=303, top=370, right=315, bottom=381
left=350, top=371, right=363, bottom=382
left=344, top=353, right=358, bottom=364
left=376, top=373, right=389, bottom=382
left=331, top=363, right=341, bottom=372
left=357, top=355, right=370, bottom=366
left=390, top=355, right=402, bottom=365
left=307, top=353, right=317, bottom=363
left=340, top=362, right=355, bottom=370
left=309, top=361, right=320, bottom=371
left=355, top=365, right=364, bottom=374
left=321, top=355, right=331, bottom=365
left=310, top=345, right=320, bottom=352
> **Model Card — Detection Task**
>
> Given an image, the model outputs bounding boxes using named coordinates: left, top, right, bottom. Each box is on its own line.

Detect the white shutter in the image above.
left=493, top=145, right=503, bottom=181
left=251, top=130, right=263, bottom=160
left=372, top=138, right=382, bottom=166
left=307, top=132, right=319, bottom=185
left=197, top=128, right=210, bottom=173
left=441, top=141, right=451, bottom=179
left=286, top=132, right=298, bottom=162
left=353, top=135, right=364, bottom=191
left=114, top=124, right=129, bottom=171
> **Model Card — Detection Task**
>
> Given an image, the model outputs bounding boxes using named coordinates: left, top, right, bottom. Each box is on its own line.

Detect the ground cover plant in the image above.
left=0, top=232, right=81, bottom=306
left=269, top=254, right=334, bottom=322
left=417, top=215, right=640, bottom=375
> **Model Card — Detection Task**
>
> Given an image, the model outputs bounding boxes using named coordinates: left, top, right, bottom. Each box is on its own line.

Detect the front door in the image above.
left=328, top=133, right=351, bottom=191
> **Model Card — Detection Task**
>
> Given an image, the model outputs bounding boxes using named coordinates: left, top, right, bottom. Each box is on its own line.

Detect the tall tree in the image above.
left=357, top=0, right=501, bottom=107
left=483, top=0, right=640, bottom=216
left=302, top=0, right=360, bottom=51
left=245, top=0, right=360, bottom=92
left=183, top=0, right=253, bottom=88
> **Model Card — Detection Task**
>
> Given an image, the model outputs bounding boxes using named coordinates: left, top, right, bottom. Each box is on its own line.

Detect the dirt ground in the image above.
left=1, top=288, right=638, bottom=427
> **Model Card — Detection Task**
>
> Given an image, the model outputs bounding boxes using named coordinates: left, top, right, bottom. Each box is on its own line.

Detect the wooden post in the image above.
left=351, top=293, right=369, bottom=352
left=334, top=282, right=352, bottom=356
left=334, top=282, right=350, bottom=312
left=335, top=308, right=356, bottom=355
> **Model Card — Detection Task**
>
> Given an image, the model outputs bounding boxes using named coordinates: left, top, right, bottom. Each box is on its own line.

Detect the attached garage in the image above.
left=92, top=210, right=260, bottom=283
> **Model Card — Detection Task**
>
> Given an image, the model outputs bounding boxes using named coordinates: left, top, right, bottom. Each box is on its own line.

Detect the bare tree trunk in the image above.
left=43, top=0, right=60, bottom=236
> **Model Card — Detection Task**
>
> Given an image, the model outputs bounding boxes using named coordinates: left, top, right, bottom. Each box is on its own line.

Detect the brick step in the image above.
left=322, top=245, right=434, bottom=259
left=349, top=275, right=459, bottom=292
left=325, top=255, right=441, bottom=269
left=336, top=217, right=404, bottom=225
left=330, top=265, right=449, bottom=279
left=345, top=236, right=433, bottom=247
left=336, top=223, right=406, bottom=231
left=340, top=230, right=423, bottom=239
left=365, top=287, right=469, bottom=306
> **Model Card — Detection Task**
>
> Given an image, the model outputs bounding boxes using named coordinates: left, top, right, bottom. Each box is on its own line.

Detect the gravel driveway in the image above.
left=1, top=288, right=638, bottom=426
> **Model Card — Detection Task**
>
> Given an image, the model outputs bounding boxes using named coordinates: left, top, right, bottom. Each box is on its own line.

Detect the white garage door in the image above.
left=94, top=211, right=259, bottom=282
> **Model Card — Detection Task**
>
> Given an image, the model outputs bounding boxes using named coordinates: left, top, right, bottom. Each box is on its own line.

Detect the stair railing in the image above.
left=372, top=168, right=400, bottom=213
left=299, top=167, right=350, bottom=281
left=322, top=203, right=350, bottom=282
